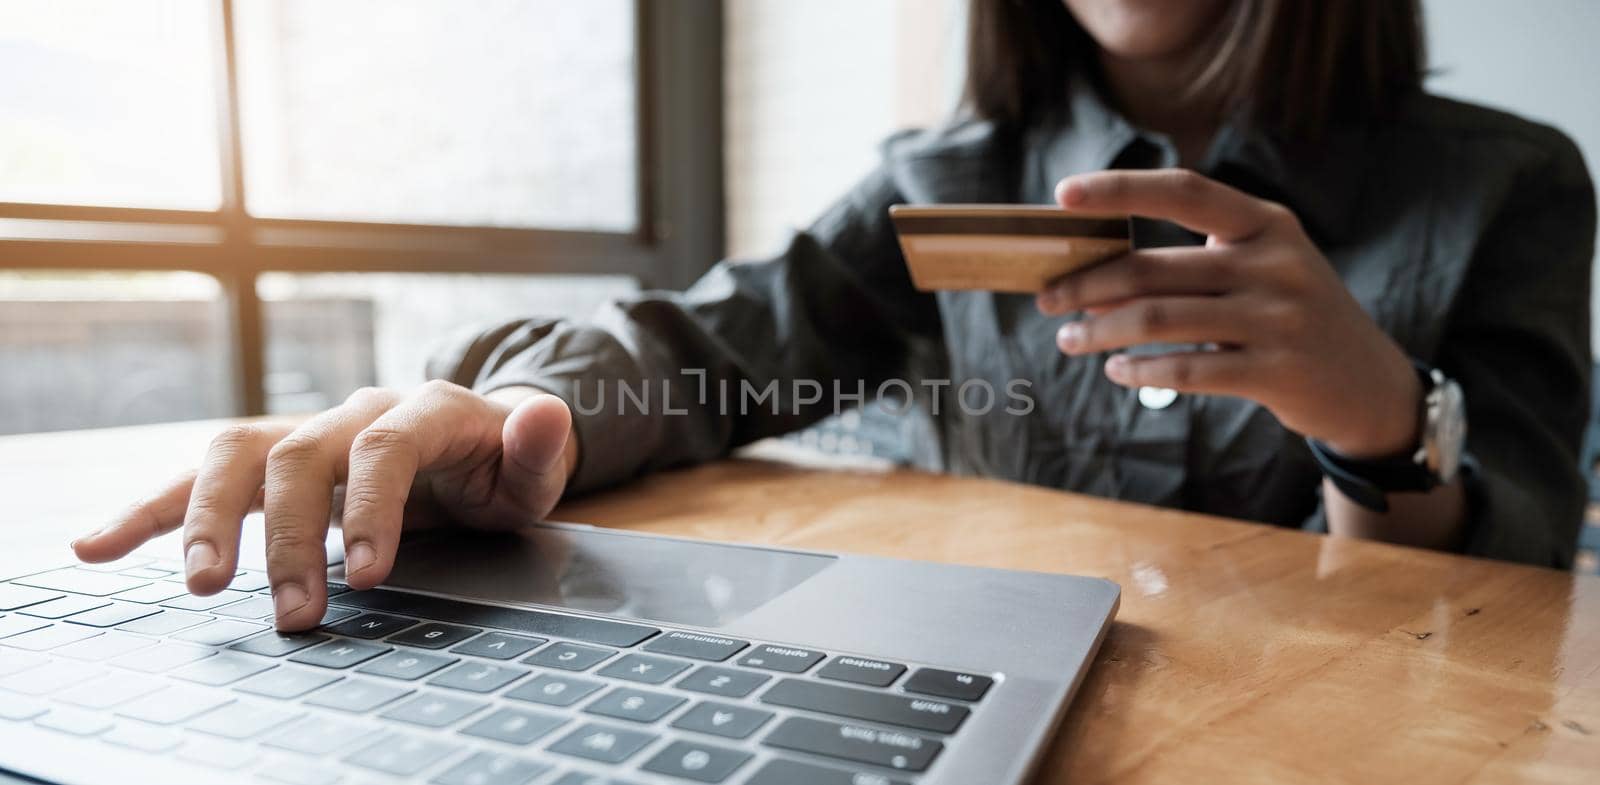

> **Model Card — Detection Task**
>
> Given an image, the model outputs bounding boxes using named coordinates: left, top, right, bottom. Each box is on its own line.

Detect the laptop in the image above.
left=0, top=515, right=1119, bottom=785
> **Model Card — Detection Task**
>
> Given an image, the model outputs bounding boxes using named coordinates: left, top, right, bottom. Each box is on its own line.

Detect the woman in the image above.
left=75, top=0, right=1595, bottom=631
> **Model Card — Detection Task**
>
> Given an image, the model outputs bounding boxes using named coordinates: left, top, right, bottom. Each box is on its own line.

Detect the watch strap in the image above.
left=1307, top=437, right=1436, bottom=513
left=1308, top=361, right=1444, bottom=513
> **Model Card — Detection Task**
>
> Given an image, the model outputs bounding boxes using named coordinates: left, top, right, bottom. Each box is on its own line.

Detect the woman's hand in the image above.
left=1037, top=169, right=1422, bottom=458
left=70, top=382, right=577, bottom=631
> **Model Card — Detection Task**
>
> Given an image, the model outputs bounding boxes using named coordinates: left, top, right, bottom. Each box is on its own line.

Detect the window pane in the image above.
left=235, top=0, right=638, bottom=231
left=258, top=272, right=638, bottom=414
left=0, top=271, right=232, bottom=435
left=0, top=0, right=221, bottom=209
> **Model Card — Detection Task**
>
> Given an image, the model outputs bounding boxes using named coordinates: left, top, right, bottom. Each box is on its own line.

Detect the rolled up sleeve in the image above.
left=426, top=165, right=940, bottom=494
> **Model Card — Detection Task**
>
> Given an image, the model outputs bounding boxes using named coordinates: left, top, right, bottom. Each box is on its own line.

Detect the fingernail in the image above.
left=1037, top=289, right=1060, bottom=313
left=273, top=582, right=309, bottom=619
left=347, top=542, right=376, bottom=576
left=1058, top=179, right=1087, bottom=206
left=185, top=541, right=219, bottom=575
left=1057, top=323, right=1085, bottom=352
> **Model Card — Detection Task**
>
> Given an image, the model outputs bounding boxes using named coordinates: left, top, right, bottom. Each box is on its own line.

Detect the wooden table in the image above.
left=3, top=419, right=1597, bottom=783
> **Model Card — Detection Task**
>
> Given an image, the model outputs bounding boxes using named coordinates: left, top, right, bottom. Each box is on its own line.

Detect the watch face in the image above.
left=1432, top=379, right=1467, bottom=482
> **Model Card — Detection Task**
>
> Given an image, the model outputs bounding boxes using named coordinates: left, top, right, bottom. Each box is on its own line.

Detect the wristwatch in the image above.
left=1307, top=362, right=1467, bottom=512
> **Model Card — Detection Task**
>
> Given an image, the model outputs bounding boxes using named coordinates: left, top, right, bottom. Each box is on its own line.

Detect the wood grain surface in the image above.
left=2, top=419, right=1596, bottom=783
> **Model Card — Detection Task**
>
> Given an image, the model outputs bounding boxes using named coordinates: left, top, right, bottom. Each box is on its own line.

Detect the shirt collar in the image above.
left=1041, top=76, right=1368, bottom=244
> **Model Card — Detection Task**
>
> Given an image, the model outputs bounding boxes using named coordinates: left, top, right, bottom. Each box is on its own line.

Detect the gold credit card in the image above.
left=889, top=204, right=1132, bottom=293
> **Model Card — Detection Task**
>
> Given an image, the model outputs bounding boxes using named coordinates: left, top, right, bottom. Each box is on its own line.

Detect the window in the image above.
left=233, top=0, right=638, bottom=231
left=0, top=0, right=723, bottom=433
left=0, top=0, right=220, bottom=210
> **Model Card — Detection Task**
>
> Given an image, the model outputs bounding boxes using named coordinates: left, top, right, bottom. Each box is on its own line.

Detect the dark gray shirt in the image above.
left=432, top=83, right=1596, bottom=568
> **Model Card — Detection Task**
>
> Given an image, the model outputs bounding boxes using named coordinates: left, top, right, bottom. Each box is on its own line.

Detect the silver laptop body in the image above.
left=0, top=519, right=1119, bottom=785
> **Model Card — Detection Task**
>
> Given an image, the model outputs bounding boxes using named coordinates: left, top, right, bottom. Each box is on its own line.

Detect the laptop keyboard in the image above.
left=0, top=557, right=998, bottom=785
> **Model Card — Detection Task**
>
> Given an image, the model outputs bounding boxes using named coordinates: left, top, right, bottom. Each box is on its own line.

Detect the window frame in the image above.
left=0, top=0, right=725, bottom=416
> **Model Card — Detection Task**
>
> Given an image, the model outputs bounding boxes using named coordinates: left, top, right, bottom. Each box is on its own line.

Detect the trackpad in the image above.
left=373, top=524, right=836, bottom=629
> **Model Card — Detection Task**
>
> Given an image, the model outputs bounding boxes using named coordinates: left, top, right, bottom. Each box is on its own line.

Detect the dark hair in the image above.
left=963, top=0, right=1426, bottom=137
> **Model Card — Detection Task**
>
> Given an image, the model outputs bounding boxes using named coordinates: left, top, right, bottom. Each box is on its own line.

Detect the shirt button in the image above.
left=1138, top=386, right=1179, bottom=410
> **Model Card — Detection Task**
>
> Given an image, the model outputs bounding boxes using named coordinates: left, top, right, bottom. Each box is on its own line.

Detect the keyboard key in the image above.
left=162, top=589, right=252, bottom=612
left=15, top=567, right=149, bottom=596
left=52, top=630, right=156, bottom=662
left=276, top=581, right=349, bottom=599
left=0, top=584, right=61, bottom=610
left=226, top=571, right=271, bottom=592
left=116, top=686, right=234, bottom=724
left=64, top=602, right=161, bottom=628
left=16, top=595, right=110, bottom=619
left=672, top=701, right=774, bottom=739
left=762, top=716, right=942, bottom=772
left=549, top=774, right=642, bottom=785
left=451, top=631, right=545, bottom=660
left=0, top=614, right=51, bottom=638
left=0, top=659, right=102, bottom=694
left=357, top=650, right=457, bottom=680
left=676, top=666, right=770, bottom=698
left=738, top=644, right=825, bottom=674
left=234, top=666, right=341, bottom=699
left=584, top=687, right=684, bottom=723
left=77, top=556, right=153, bottom=573
left=109, top=583, right=189, bottom=604
left=315, top=605, right=359, bottom=626
left=761, top=677, right=968, bottom=734
left=326, top=612, right=417, bottom=639
left=172, top=619, right=268, bottom=646
left=35, top=706, right=115, bottom=736
left=230, top=630, right=330, bottom=657
left=263, top=715, right=376, bottom=755
left=0, top=693, right=49, bottom=720
left=745, top=758, right=911, bottom=785
left=214, top=595, right=276, bottom=619
left=116, top=609, right=209, bottom=636
left=642, top=740, right=752, bottom=783
left=428, top=661, right=529, bottom=693
left=505, top=674, right=603, bottom=708
left=303, top=678, right=412, bottom=713
left=552, top=774, right=646, bottom=785
left=433, top=751, right=550, bottom=785
left=903, top=667, right=994, bottom=701
left=547, top=722, right=657, bottom=764
left=814, top=656, right=906, bottom=688
left=459, top=707, right=567, bottom=745
left=110, top=641, right=216, bottom=673
left=1, top=623, right=101, bottom=651
left=178, top=738, right=259, bottom=770
left=120, top=566, right=175, bottom=580
left=597, top=653, right=689, bottom=685
left=379, top=692, right=488, bottom=728
left=289, top=639, right=390, bottom=669
left=259, top=758, right=342, bottom=785
left=387, top=622, right=480, bottom=649
left=524, top=642, right=615, bottom=671
left=56, top=673, right=165, bottom=709
left=171, top=651, right=276, bottom=686
left=189, top=701, right=300, bottom=740
left=0, top=649, right=45, bottom=677
left=345, top=732, right=459, bottom=776
left=334, top=587, right=659, bottom=647
left=642, top=631, right=748, bottom=662
left=102, top=721, right=185, bottom=753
